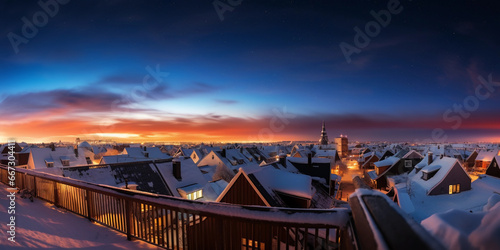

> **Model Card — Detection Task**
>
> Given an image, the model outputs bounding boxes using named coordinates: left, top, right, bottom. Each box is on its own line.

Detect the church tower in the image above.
left=319, top=121, right=329, bottom=145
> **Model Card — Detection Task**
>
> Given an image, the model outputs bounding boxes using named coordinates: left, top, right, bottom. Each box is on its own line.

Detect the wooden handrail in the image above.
left=1, top=164, right=351, bottom=249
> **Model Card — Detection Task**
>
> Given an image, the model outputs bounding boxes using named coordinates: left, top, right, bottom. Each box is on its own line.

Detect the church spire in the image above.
left=319, top=121, right=329, bottom=145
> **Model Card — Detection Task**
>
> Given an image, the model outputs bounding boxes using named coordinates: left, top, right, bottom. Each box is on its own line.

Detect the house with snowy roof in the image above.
left=196, top=148, right=261, bottom=176
left=475, top=149, right=499, bottom=170
left=63, top=161, right=171, bottom=195
left=27, top=145, right=89, bottom=171
left=486, top=156, right=500, bottom=178
left=365, top=150, right=423, bottom=190
left=155, top=157, right=221, bottom=201
left=378, top=149, right=394, bottom=161
left=216, top=167, right=315, bottom=208
left=0, top=142, right=28, bottom=166
left=358, top=152, right=379, bottom=170
left=174, top=147, right=194, bottom=157
left=285, top=154, right=341, bottom=199
left=463, top=149, right=479, bottom=170
left=410, top=155, right=471, bottom=195
left=290, top=144, right=312, bottom=158
left=350, top=147, right=370, bottom=158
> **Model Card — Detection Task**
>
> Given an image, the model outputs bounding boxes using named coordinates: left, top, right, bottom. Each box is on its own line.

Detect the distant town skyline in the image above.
left=1, top=1, right=499, bottom=143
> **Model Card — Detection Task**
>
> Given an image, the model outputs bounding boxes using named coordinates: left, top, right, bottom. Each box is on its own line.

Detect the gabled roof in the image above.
left=374, top=156, right=400, bottom=168
left=217, top=167, right=314, bottom=208
left=216, top=169, right=273, bottom=206
left=155, top=157, right=218, bottom=201
left=411, top=157, right=469, bottom=194
left=476, top=150, right=499, bottom=162
left=314, top=149, right=339, bottom=159
left=29, top=147, right=88, bottom=169
left=402, top=150, right=424, bottom=159
left=212, top=149, right=261, bottom=172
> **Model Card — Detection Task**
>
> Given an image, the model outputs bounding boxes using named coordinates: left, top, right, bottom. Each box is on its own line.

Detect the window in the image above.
left=405, top=160, right=412, bottom=168
left=187, top=190, right=203, bottom=200
left=242, top=238, right=265, bottom=249
left=422, top=170, right=438, bottom=180
left=47, top=162, right=54, bottom=168
left=61, top=159, right=70, bottom=166
left=449, top=184, right=460, bottom=194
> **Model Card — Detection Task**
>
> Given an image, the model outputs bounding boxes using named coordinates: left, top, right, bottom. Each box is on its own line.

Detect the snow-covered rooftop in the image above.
left=373, top=156, right=399, bottom=168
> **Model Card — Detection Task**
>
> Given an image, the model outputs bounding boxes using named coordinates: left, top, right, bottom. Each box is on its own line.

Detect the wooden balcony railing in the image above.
left=1, top=165, right=352, bottom=249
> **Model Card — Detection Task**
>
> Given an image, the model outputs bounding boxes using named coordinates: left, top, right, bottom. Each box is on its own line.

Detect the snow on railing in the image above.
left=1, top=165, right=352, bottom=249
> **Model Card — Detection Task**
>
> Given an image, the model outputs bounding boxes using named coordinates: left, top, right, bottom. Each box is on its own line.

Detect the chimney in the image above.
left=240, top=147, right=243, bottom=153
left=173, top=158, right=182, bottom=180
left=279, top=153, right=287, bottom=167
left=221, top=148, right=226, bottom=158
left=50, top=143, right=55, bottom=151
left=144, top=146, right=147, bottom=151
left=74, top=146, right=79, bottom=158
left=428, top=152, right=433, bottom=165
left=308, top=153, right=312, bottom=167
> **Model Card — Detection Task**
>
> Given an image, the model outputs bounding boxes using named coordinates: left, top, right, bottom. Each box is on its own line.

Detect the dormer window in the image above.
left=187, top=190, right=203, bottom=200
left=60, top=156, right=70, bottom=166
left=177, top=184, right=203, bottom=200
left=45, top=159, right=54, bottom=168
left=422, top=170, right=438, bottom=180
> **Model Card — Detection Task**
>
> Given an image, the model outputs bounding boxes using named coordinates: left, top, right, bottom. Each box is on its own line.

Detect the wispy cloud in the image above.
left=215, top=99, right=238, bottom=104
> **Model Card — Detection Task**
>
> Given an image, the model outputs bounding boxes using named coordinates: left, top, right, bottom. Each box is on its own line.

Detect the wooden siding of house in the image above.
left=486, top=158, right=500, bottom=178
left=428, top=162, right=471, bottom=195
left=362, top=155, right=379, bottom=169
left=465, top=151, right=478, bottom=170
left=375, top=165, right=389, bottom=176
left=475, top=160, right=491, bottom=169
left=219, top=175, right=267, bottom=206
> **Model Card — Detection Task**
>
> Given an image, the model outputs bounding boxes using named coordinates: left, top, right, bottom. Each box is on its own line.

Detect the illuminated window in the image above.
left=242, top=238, right=265, bottom=249
left=449, top=184, right=460, bottom=194
left=187, top=190, right=203, bottom=200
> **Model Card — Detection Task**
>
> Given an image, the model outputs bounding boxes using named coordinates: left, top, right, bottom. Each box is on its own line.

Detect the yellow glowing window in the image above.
left=449, top=184, right=460, bottom=194
left=242, top=238, right=265, bottom=249
left=187, top=190, right=203, bottom=200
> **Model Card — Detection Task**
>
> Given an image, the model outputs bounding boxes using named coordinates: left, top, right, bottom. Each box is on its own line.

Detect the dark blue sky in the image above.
left=1, top=0, right=500, bottom=143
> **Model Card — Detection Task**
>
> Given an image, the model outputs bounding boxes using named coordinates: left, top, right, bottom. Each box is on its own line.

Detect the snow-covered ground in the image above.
left=395, top=175, right=500, bottom=222
left=0, top=184, right=159, bottom=249
left=421, top=194, right=500, bottom=249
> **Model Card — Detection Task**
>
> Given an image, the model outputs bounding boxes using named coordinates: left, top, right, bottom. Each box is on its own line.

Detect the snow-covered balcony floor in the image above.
left=0, top=184, right=160, bottom=250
